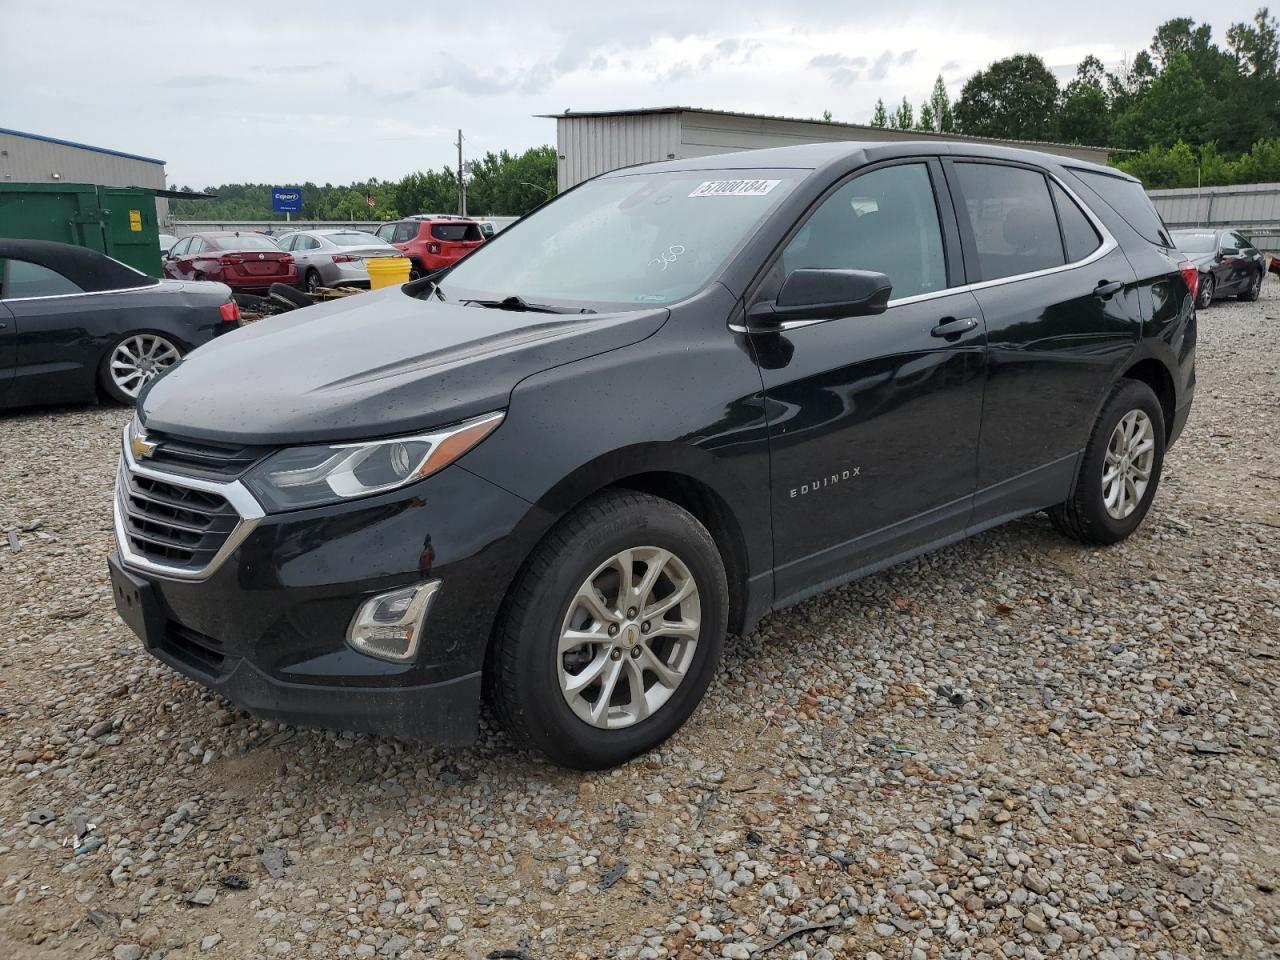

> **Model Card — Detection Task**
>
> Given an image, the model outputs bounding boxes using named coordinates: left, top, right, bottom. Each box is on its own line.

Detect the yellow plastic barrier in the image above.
left=366, top=256, right=412, bottom=290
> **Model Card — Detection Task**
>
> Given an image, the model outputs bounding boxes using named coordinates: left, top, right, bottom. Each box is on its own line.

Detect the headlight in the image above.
left=243, top=411, right=504, bottom=512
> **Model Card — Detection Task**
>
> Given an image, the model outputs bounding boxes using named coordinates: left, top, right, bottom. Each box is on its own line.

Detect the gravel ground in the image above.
left=1, top=285, right=1278, bottom=960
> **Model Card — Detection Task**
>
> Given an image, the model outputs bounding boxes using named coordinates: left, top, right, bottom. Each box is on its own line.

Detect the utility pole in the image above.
left=456, top=129, right=467, bottom=218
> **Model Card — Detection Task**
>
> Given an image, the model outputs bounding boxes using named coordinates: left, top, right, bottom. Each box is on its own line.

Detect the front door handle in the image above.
left=1094, top=279, right=1124, bottom=299
left=930, top=316, right=978, bottom=339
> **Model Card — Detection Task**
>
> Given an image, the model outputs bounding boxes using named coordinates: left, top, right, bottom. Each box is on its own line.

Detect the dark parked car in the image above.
left=1171, top=227, right=1266, bottom=308
left=109, top=142, right=1196, bottom=769
left=163, top=232, right=298, bottom=294
left=0, top=239, right=239, bottom=407
left=373, top=216, right=484, bottom=279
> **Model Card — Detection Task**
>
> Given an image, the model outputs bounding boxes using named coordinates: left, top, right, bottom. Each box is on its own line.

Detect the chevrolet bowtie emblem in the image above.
left=131, top=432, right=159, bottom=460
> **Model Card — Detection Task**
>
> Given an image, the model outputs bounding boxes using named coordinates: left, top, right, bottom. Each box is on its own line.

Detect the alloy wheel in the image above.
left=1198, top=275, right=1213, bottom=308
left=1102, top=409, right=1155, bottom=520
left=557, top=546, right=701, bottom=730
left=110, top=334, right=181, bottom=399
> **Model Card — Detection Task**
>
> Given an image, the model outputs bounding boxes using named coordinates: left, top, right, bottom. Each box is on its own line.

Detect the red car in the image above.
left=164, top=232, right=297, bottom=294
left=374, top=216, right=484, bottom=279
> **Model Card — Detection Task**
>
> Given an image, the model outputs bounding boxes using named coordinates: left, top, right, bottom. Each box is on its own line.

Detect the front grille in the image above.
left=156, top=622, right=230, bottom=678
left=140, top=430, right=270, bottom=480
left=118, top=468, right=240, bottom=570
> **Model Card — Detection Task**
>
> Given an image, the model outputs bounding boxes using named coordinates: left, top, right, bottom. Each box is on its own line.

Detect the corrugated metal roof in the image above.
left=536, top=106, right=1118, bottom=156
left=0, top=127, right=164, bottom=165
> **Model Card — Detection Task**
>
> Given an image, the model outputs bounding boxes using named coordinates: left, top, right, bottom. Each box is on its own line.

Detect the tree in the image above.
left=1110, top=51, right=1210, bottom=149
left=870, top=99, right=888, bottom=127
left=1058, top=55, right=1112, bottom=145
left=1227, top=8, right=1280, bottom=147
left=928, top=75, right=955, bottom=132
left=892, top=97, right=913, bottom=130
left=917, top=102, right=936, bottom=132
left=953, top=54, right=1060, bottom=139
left=821, top=109, right=833, bottom=122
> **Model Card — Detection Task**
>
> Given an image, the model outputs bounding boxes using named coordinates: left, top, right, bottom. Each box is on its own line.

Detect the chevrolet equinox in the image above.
left=109, top=142, right=1196, bottom=769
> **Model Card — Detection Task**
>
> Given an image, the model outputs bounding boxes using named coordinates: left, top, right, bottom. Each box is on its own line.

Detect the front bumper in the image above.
left=109, top=450, right=540, bottom=743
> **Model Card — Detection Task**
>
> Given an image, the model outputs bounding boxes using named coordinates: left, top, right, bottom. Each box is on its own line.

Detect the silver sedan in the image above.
left=275, top=230, right=406, bottom=293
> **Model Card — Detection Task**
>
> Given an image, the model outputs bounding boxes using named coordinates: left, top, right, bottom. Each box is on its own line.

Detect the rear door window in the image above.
left=1050, top=181, right=1102, bottom=263
left=953, top=163, right=1065, bottom=281
left=780, top=162, right=948, bottom=300
left=189, top=238, right=206, bottom=254
left=1, top=260, right=84, bottom=299
left=1069, top=169, right=1173, bottom=247
left=393, top=222, right=419, bottom=243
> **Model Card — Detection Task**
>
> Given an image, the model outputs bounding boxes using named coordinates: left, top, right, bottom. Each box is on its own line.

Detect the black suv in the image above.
left=108, top=142, right=1196, bottom=769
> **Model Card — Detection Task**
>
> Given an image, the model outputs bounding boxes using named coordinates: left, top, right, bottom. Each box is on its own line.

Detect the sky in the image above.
left=0, top=1, right=1245, bottom=188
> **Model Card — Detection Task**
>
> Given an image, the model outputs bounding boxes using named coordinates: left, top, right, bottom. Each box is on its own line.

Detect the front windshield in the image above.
left=1172, top=231, right=1217, bottom=254
left=441, top=169, right=800, bottom=308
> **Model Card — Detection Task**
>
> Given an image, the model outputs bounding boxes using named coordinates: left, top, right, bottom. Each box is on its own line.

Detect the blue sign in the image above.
left=271, top=187, right=302, bottom=213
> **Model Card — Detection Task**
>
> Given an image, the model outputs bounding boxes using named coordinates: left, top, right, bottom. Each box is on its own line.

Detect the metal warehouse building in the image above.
left=0, top=127, right=168, bottom=224
left=542, top=107, right=1116, bottom=192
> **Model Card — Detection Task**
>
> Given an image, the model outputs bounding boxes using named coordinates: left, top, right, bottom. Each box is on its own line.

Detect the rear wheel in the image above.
left=100, top=332, right=183, bottom=404
left=1197, top=274, right=1214, bottom=309
left=1240, top=269, right=1262, bottom=302
left=1049, top=379, right=1165, bottom=545
left=305, top=269, right=322, bottom=294
left=487, top=491, right=728, bottom=769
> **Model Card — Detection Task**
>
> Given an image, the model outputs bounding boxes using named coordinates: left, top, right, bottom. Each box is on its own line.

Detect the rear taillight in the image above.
left=427, top=243, right=440, bottom=255
left=332, top=254, right=359, bottom=264
left=220, top=255, right=243, bottom=266
left=1179, top=261, right=1199, bottom=302
left=218, top=301, right=241, bottom=324
left=282, top=255, right=295, bottom=265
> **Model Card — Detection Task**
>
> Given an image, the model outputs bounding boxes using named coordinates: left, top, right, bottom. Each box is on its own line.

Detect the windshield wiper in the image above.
left=461, top=295, right=595, bottom=315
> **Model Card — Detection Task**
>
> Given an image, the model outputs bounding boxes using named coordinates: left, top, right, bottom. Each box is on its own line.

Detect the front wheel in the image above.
left=487, top=492, right=728, bottom=769
left=1197, top=274, right=1214, bottom=309
left=1240, top=269, right=1263, bottom=302
left=1049, top=379, right=1166, bottom=545
left=305, top=269, right=322, bottom=294
left=100, top=332, right=184, bottom=404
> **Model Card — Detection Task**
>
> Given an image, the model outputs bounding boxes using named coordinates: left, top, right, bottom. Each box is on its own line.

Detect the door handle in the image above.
left=930, top=317, right=978, bottom=339
left=1094, top=279, right=1124, bottom=299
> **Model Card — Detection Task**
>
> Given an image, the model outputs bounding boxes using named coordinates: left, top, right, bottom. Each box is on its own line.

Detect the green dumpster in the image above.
left=0, top=182, right=162, bottom=277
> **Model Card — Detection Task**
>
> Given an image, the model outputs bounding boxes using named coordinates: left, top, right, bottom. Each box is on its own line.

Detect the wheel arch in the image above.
left=1119, top=356, right=1177, bottom=441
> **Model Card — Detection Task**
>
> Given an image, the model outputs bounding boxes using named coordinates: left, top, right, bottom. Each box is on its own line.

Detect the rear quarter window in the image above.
left=431, top=223, right=483, bottom=242
left=1069, top=169, right=1172, bottom=247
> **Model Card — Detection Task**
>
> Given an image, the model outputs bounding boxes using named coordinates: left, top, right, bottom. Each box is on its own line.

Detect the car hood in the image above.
left=138, top=286, right=668, bottom=445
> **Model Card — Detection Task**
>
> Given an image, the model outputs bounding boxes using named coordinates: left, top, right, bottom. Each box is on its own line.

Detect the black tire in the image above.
left=1197, top=274, right=1214, bottom=309
left=486, top=491, right=728, bottom=769
left=305, top=269, right=322, bottom=294
left=98, top=331, right=184, bottom=405
left=1049, top=379, right=1166, bottom=545
left=1239, top=268, right=1262, bottom=302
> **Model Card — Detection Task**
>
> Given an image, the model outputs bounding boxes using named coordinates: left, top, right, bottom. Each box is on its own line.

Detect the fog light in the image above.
left=347, top=581, right=441, bottom=662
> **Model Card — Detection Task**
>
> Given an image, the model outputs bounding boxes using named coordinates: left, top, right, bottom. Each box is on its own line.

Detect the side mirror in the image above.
left=748, top=268, right=892, bottom=330
left=1219, top=246, right=1239, bottom=257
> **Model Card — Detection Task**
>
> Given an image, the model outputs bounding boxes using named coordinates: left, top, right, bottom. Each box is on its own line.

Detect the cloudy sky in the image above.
left=0, top=1, right=1242, bottom=187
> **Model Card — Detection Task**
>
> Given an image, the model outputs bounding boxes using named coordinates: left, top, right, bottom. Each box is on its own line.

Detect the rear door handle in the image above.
left=1095, top=279, right=1124, bottom=299
left=930, top=316, right=978, bottom=339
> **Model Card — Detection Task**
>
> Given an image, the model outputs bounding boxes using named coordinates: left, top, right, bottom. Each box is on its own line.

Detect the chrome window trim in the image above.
left=2, top=282, right=162, bottom=304
left=113, top=425, right=265, bottom=582
left=730, top=168, right=1118, bottom=333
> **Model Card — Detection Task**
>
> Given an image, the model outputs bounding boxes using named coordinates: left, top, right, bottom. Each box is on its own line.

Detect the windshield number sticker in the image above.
left=689, top=179, right=780, bottom=198
left=649, top=243, right=687, bottom=272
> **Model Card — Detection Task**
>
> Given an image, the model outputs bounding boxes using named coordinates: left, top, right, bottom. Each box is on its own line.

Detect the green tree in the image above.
left=870, top=99, right=888, bottom=127
left=1058, top=55, right=1112, bottom=145
left=1227, top=8, right=1280, bottom=147
left=1110, top=51, right=1210, bottom=149
left=954, top=54, right=1060, bottom=139
left=928, top=75, right=955, bottom=132
left=916, top=102, right=936, bottom=132
left=891, top=97, right=913, bottom=130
